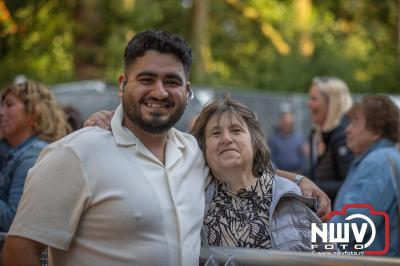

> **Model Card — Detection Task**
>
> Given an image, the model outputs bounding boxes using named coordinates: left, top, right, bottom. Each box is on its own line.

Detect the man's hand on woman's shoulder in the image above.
left=83, top=110, right=114, bottom=130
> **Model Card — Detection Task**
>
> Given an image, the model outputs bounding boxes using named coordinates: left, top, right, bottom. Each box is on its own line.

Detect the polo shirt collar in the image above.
left=166, top=128, right=185, bottom=150
left=111, top=104, right=138, bottom=146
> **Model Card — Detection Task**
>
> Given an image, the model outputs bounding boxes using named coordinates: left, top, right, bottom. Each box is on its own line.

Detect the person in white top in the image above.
left=3, top=29, right=207, bottom=266
left=3, top=29, right=330, bottom=266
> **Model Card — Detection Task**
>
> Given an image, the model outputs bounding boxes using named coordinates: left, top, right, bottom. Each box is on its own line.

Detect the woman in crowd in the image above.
left=332, top=95, right=400, bottom=256
left=0, top=80, right=70, bottom=231
left=190, top=97, right=326, bottom=251
left=308, top=76, right=354, bottom=202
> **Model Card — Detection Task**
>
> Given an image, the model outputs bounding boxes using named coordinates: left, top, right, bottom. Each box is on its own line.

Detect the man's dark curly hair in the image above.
left=124, top=29, right=192, bottom=77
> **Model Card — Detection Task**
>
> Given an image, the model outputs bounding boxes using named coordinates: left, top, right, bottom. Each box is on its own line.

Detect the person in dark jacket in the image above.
left=308, top=76, right=354, bottom=203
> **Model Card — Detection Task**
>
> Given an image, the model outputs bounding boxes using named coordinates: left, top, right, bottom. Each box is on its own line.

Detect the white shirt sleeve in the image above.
left=8, top=142, right=92, bottom=250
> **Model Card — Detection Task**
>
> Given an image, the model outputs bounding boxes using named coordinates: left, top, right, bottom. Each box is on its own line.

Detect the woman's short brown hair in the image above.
left=348, top=95, right=399, bottom=143
left=1, top=80, right=70, bottom=142
left=190, top=96, right=274, bottom=177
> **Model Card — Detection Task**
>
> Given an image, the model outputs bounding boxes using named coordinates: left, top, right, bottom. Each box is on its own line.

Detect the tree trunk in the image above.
left=397, top=0, right=400, bottom=89
left=73, top=0, right=103, bottom=80
left=398, top=0, right=400, bottom=65
left=191, top=0, right=209, bottom=83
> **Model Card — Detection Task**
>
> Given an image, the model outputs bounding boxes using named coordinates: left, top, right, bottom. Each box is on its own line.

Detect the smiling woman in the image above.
left=190, top=96, right=328, bottom=251
left=204, top=110, right=263, bottom=191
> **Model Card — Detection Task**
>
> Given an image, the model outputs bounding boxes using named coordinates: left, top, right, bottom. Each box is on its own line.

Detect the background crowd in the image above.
left=0, top=73, right=399, bottom=263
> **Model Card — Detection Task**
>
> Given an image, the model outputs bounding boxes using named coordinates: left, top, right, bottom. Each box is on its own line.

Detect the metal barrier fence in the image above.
left=53, top=84, right=312, bottom=137
left=53, top=88, right=204, bottom=133
left=213, top=89, right=311, bottom=139
left=52, top=81, right=400, bottom=139
left=1, top=234, right=399, bottom=266
left=200, top=246, right=400, bottom=266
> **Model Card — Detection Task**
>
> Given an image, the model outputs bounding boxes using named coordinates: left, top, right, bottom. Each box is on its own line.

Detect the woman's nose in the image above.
left=220, top=131, right=233, bottom=144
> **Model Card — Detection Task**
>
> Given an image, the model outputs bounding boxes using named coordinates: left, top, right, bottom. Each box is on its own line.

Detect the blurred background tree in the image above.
left=0, top=0, right=399, bottom=92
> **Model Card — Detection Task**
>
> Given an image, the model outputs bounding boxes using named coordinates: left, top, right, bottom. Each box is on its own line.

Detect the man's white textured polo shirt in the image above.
left=9, top=104, right=208, bottom=266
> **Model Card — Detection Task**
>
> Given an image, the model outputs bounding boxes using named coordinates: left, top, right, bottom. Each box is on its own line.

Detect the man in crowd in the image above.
left=269, top=102, right=307, bottom=174
left=3, top=29, right=329, bottom=265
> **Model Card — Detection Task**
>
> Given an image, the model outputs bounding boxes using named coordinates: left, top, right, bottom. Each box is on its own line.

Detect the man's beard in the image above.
left=122, top=97, right=186, bottom=134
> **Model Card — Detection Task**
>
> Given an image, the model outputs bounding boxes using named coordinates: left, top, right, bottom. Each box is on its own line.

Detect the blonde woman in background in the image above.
left=0, top=80, right=70, bottom=231
left=308, top=76, right=354, bottom=204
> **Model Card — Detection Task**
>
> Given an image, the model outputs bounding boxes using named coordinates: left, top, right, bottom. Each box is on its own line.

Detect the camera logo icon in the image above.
left=311, top=204, right=390, bottom=255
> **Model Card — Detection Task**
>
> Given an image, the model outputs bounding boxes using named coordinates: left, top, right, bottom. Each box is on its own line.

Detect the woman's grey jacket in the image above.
left=203, top=175, right=330, bottom=252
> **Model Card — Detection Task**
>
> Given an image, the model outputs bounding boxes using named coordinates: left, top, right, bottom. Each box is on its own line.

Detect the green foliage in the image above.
left=0, top=0, right=75, bottom=86
left=204, top=0, right=399, bottom=93
left=101, top=0, right=192, bottom=83
left=0, top=0, right=398, bottom=92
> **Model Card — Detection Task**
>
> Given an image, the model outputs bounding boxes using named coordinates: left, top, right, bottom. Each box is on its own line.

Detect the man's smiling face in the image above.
left=121, top=49, right=189, bottom=134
